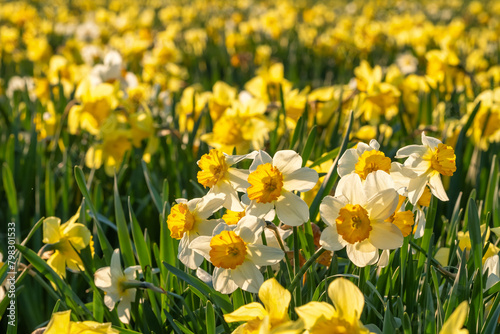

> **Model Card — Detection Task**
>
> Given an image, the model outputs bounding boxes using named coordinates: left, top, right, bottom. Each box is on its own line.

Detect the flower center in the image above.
left=387, top=210, right=414, bottom=237
left=336, top=204, right=372, bottom=244
left=430, top=143, right=456, bottom=176
left=222, top=209, right=246, bottom=225
left=167, top=203, right=196, bottom=239
left=209, top=230, right=247, bottom=269
left=247, top=163, right=284, bottom=203
left=212, top=116, right=243, bottom=145
left=354, top=150, right=391, bottom=180
left=309, top=316, right=356, bottom=334
left=197, top=149, right=229, bottom=188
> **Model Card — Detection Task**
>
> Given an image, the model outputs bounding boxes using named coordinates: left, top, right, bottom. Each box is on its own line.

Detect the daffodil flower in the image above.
left=42, top=211, right=91, bottom=278
left=319, top=171, right=401, bottom=267
left=395, top=132, right=456, bottom=204
left=43, top=309, right=118, bottom=334
left=245, top=150, right=318, bottom=227
left=166, top=193, right=225, bottom=269
left=484, top=254, right=500, bottom=290
left=197, top=149, right=257, bottom=211
left=296, top=277, right=371, bottom=334
left=439, top=301, right=468, bottom=334
left=94, top=249, right=142, bottom=324
left=189, top=216, right=284, bottom=293
left=224, top=278, right=303, bottom=333
left=337, top=139, right=392, bottom=180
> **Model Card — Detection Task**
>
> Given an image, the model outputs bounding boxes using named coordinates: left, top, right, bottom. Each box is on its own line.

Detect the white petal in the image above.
left=395, top=145, right=427, bottom=158
left=428, top=173, right=448, bottom=201
left=110, top=249, right=123, bottom=279
left=104, top=294, right=117, bottom=311
left=404, top=156, right=431, bottom=175
left=272, top=150, right=303, bottom=175
left=215, top=182, right=245, bottom=211
left=117, top=300, right=132, bottom=324
left=421, top=132, right=441, bottom=150
left=246, top=244, right=284, bottom=266
left=225, top=151, right=258, bottom=166
left=319, top=226, right=345, bottom=251
left=407, top=175, right=429, bottom=205
left=414, top=208, right=426, bottom=238
left=94, top=267, right=112, bottom=289
left=196, top=218, right=223, bottom=237
left=231, top=261, right=264, bottom=293
left=346, top=242, right=379, bottom=267
left=369, top=139, right=381, bottom=150
left=235, top=216, right=264, bottom=243
left=336, top=173, right=367, bottom=205
left=124, top=266, right=141, bottom=280
left=320, top=196, right=347, bottom=227
left=227, top=168, right=251, bottom=192
left=275, top=191, right=309, bottom=226
left=189, top=236, right=212, bottom=261
left=365, top=188, right=399, bottom=221
left=369, top=222, right=404, bottom=249
left=249, top=151, right=272, bottom=172
left=178, top=234, right=204, bottom=269
left=195, top=193, right=226, bottom=219
left=356, top=142, right=372, bottom=155
left=364, top=170, right=396, bottom=194
left=246, top=200, right=274, bottom=219
left=213, top=268, right=238, bottom=294
left=283, top=167, right=319, bottom=192
left=378, top=250, right=390, bottom=268
left=337, top=149, right=359, bottom=177
left=185, top=197, right=201, bottom=211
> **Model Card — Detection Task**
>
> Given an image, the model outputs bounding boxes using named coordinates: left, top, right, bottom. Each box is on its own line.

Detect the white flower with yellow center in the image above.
left=319, top=171, right=402, bottom=267
left=245, top=150, right=318, bottom=226
left=166, top=193, right=225, bottom=269
left=189, top=216, right=285, bottom=294
left=94, top=249, right=141, bottom=324
left=395, top=132, right=456, bottom=204
left=337, top=139, right=392, bottom=180
left=197, top=149, right=257, bottom=211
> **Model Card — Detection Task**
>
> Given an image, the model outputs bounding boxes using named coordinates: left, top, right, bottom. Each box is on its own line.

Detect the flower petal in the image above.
left=275, top=190, right=309, bottom=226
left=283, top=167, right=318, bottom=192
left=369, top=222, right=404, bottom=250
left=296, top=302, right=336, bottom=329
left=231, top=261, right=264, bottom=293
left=336, top=173, right=367, bottom=205
left=246, top=244, right=284, bottom=266
left=110, top=249, right=123, bottom=279
left=364, top=170, right=396, bottom=194
left=259, top=278, right=291, bottom=324
left=212, top=267, right=238, bottom=294
left=272, top=150, right=303, bottom=175
left=117, top=299, right=132, bottom=324
left=63, top=223, right=91, bottom=250
left=195, top=193, right=226, bottom=219
left=328, top=277, right=365, bottom=323
left=421, top=132, right=442, bottom=150
left=407, top=174, right=428, bottom=205
left=346, top=242, right=379, bottom=267
left=249, top=150, right=273, bottom=172
left=214, top=182, right=245, bottom=211
left=320, top=226, right=346, bottom=251
left=178, top=234, right=204, bottom=269
left=189, top=236, right=212, bottom=261
left=337, top=149, right=359, bottom=177
left=94, top=267, right=112, bottom=289
left=227, top=168, right=251, bottom=192
left=428, top=173, right=449, bottom=201
left=395, top=145, right=427, bottom=159
left=246, top=200, right=274, bottom=219
left=43, top=217, right=62, bottom=244
left=365, top=188, right=399, bottom=221
left=320, top=196, right=347, bottom=227
left=224, top=302, right=267, bottom=323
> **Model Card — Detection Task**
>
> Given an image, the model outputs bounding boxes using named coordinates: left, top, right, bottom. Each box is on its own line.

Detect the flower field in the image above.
left=1, top=0, right=500, bottom=333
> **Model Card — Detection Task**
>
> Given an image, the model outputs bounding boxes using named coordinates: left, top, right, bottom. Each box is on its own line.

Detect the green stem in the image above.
left=287, top=247, right=326, bottom=293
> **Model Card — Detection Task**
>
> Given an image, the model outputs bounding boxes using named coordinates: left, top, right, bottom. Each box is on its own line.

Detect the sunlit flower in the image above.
left=166, top=193, right=225, bottom=269
left=439, top=301, right=468, bottom=334
left=319, top=171, right=401, bottom=267
left=42, top=210, right=91, bottom=278
left=296, top=277, right=371, bottom=334
left=43, top=310, right=118, bottom=334
left=337, top=139, right=391, bottom=179
left=94, top=249, right=141, bottom=324
left=224, top=278, right=303, bottom=334
left=190, top=216, right=284, bottom=293
left=245, top=150, right=318, bottom=226
left=395, top=132, right=456, bottom=204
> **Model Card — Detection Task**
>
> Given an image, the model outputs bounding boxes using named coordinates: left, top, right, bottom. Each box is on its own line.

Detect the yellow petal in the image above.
left=69, top=320, right=119, bottom=334
left=224, top=303, right=267, bottom=323
left=259, top=278, right=291, bottom=326
left=43, top=217, right=62, bottom=244
left=295, top=302, right=335, bottom=329
left=47, top=251, right=67, bottom=278
left=328, top=277, right=364, bottom=323
left=63, top=223, right=91, bottom=250
left=439, top=301, right=469, bottom=334
left=44, top=310, right=71, bottom=334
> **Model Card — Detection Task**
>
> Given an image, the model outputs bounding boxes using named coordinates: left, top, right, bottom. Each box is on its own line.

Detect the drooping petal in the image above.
left=259, top=278, right=291, bottom=324
left=212, top=267, right=238, bottom=294
left=346, top=242, right=379, bottom=267
left=117, top=299, right=132, bottom=324
left=272, top=150, right=303, bottom=175
left=63, top=223, right=91, bottom=250
left=231, top=261, right=264, bottom=293
left=320, top=196, right=347, bottom=227
left=275, top=190, right=309, bottom=226
left=246, top=244, right=284, bottom=266
left=47, top=252, right=67, bottom=278
left=295, top=302, right=336, bottom=329
left=224, top=302, right=267, bottom=323
left=439, top=301, right=469, bottom=334
left=43, top=217, right=62, bottom=244
left=369, top=222, right=404, bottom=249
left=104, top=293, right=117, bottom=311
left=428, top=173, right=449, bottom=201
left=196, top=218, right=223, bottom=237
left=407, top=174, right=429, bottom=205
left=320, top=226, right=346, bottom=251
left=225, top=150, right=259, bottom=166
left=365, top=189, right=399, bottom=221
left=235, top=216, right=264, bottom=243
left=327, top=277, right=365, bottom=323
left=283, top=167, right=319, bottom=192
left=178, top=234, right=204, bottom=269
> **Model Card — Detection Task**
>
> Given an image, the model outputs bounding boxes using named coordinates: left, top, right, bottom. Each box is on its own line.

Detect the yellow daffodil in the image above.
left=42, top=210, right=91, bottom=278
left=43, top=310, right=118, bottom=334
left=439, top=301, right=468, bottom=334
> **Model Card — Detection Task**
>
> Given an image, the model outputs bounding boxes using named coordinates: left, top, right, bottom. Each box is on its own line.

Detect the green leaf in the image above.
left=301, top=125, right=317, bottom=167
left=2, top=162, right=19, bottom=222
left=113, top=174, right=136, bottom=268
left=205, top=301, right=216, bottom=334
left=142, top=160, right=163, bottom=213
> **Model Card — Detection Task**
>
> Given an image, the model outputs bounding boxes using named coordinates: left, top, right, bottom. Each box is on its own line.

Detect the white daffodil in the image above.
left=197, top=149, right=257, bottom=211
left=166, top=193, right=225, bottom=269
left=337, top=139, right=392, bottom=180
left=190, top=216, right=285, bottom=294
left=483, top=255, right=500, bottom=291
left=319, top=171, right=402, bottom=267
left=244, top=150, right=318, bottom=226
left=94, top=249, right=141, bottom=324
left=395, top=132, right=456, bottom=204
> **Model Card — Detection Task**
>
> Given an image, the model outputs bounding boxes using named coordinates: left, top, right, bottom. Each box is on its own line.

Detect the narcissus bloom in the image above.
left=396, top=132, right=456, bottom=204
left=94, top=249, right=141, bottom=324
left=166, top=193, right=225, bottom=269
left=42, top=211, right=91, bottom=278
left=296, top=277, right=371, bottom=334
left=197, top=149, right=257, bottom=211
left=245, top=150, right=318, bottom=226
left=190, top=216, right=284, bottom=293
left=439, top=301, right=468, bottom=334
left=43, top=310, right=118, bottom=334
left=319, top=172, right=401, bottom=267
left=337, top=139, right=392, bottom=179
left=224, top=278, right=303, bottom=334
